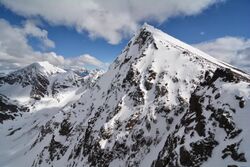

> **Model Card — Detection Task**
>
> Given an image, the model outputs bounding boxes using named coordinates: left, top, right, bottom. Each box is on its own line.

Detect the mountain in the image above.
left=1, top=24, right=250, bottom=167
left=0, top=61, right=103, bottom=123
left=0, top=61, right=66, bottom=100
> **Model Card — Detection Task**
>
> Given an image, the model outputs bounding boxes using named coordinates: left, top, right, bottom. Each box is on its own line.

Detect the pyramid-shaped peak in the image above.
left=134, top=23, right=157, bottom=40
left=11, top=61, right=66, bottom=77
left=129, top=24, right=249, bottom=78
left=140, top=22, right=155, bottom=31
left=136, top=23, right=199, bottom=49
left=133, top=23, right=195, bottom=51
left=31, top=61, right=54, bottom=68
left=136, top=23, right=170, bottom=39
left=27, top=61, right=65, bottom=75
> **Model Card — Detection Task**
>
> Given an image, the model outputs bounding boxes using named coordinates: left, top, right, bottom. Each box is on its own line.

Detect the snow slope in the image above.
left=1, top=24, right=250, bottom=167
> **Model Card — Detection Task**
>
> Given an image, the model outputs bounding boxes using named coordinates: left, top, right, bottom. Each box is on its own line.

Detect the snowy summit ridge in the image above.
left=132, top=23, right=248, bottom=78
left=23, top=61, right=66, bottom=76
left=1, top=24, right=250, bottom=167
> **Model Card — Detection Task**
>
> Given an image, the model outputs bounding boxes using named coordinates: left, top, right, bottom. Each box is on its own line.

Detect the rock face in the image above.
left=0, top=94, right=29, bottom=123
left=1, top=24, right=250, bottom=167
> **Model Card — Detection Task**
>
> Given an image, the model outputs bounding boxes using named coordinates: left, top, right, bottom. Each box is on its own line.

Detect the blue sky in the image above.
left=160, top=0, right=250, bottom=42
left=0, top=0, right=250, bottom=71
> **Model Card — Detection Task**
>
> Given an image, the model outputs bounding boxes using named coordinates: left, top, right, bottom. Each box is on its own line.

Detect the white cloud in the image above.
left=22, top=20, right=55, bottom=49
left=0, top=19, right=106, bottom=71
left=76, top=55, right=103, bottom=67
left=0, top=0, right=225, bottom=44
left=62, top=54, right=107, bottom=70
left=194, top=36, right=250, bottom=73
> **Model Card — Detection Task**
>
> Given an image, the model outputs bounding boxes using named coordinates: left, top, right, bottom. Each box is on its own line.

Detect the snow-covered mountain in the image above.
left=0, top=61, right=66, bottom=100
left=0, top=61, right=102, bottom=123
left=1, top=24, right=250, bottom=167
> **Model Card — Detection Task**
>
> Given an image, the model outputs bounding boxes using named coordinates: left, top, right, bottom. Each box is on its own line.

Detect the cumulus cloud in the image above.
left=0, top=0, right=224, bottom=44
left=62, top=54, right=106, bottom=70
left=22, top=20, right=55, bottom=49
left=0, top=19, right=105, bottom=71
left=194, top=37, right=250, bottom=73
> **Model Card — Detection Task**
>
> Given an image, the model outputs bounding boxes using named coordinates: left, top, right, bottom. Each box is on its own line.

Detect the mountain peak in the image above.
left=28, top=61, right=66, bottom=75
left=140, top=22, right=155, bottom=31
left=126, top=23, right=249, bottom=79
left=31, top=61, right=53, bottom=68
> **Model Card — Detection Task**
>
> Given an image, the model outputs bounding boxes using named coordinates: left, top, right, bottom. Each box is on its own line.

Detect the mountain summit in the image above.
left=0, top=24, right=250, bottom=167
